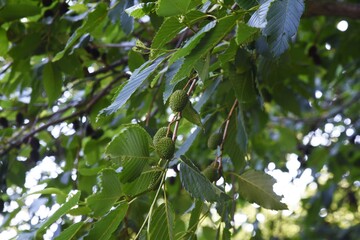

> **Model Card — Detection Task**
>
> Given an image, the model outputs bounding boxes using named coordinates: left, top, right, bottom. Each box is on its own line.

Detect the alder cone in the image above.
left=155, top=137, right=175, bottom=160
left=169, top=90, right=189, bottom=112
left=153, top=127, right=173, bottom=146
left=207, top=133, right=222, bottom=150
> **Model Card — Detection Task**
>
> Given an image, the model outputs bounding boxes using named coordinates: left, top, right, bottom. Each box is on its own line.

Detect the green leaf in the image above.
left=187, top=200, right=203, bottom=234
left=43, top=62, right=63, bottom=105
left=151, top=11, right=207, bottom=58
left=179, top=156, right=222, bottom=202
left=248, top=0, right=273, bottom=29
left=232, top=170, right=288, bottom=210
left=194, top=53, right=210, bottom=82
left=272, top=85, right=302, bottom=116
left=53, top=3, right=107, bottom=61
left=26, top=187, right=67, bottom=198
left=181, top=102, right=202, bottom=127
left=0, top=1, right=40, bottom=23
left=235, top=22, right=259, bottom=45
left=36, top=191, right=81, bottom=237
left=151, top=17, right=184, bottom=58
left=122, top=168, right=163, bottom=197
left=168, top=21, right=217, bottom=65
left=128, top=49, right=146, bottom=72
left=156, top=0, right=191, bottom=17
left=235, top=0, right=258, bottom=10
left=236, top=108, right=248, bottom=153
left=125, top=3, right=156, bottom=19
left=102, top=57, right=164, bottom=114
left=228, top=55, right=257, bottom=106
left=263, top=0, right=304, bottom=56
left=223, top=113, right=246, bottom=172
left=108, top=0, right=134, bottom=34
left=54, top=222, right=84, bottom=240
left=0, top=28, right=8, bottom=55
left=86, top=169, right=122, bottom=217
left=171, top=14, right=239, bottom=84
left=149, top=202, right=175, bottom=240
left=105, top=125, right=152, bottom=182
left=85, top=203, right=129, bottom=240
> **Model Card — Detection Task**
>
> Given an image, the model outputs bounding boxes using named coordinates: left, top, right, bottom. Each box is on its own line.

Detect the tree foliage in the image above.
left=0, top=0, right=359, bottom=239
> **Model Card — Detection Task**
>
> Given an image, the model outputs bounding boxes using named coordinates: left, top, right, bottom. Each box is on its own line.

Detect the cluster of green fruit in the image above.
left=153, top=127, right=174, bottom=160
left=153, top=89, right=223, bottom=182
left=152, top=89, right=189, bottom=160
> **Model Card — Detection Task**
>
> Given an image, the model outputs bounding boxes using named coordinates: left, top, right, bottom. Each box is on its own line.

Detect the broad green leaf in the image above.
left=53, top=3, right=107, bottom=61
left=85, top=203, right=129, bottom=240
left=105, top=125, right=152, bottom=182
left=233, top=170, right=288, bottom=210
left=179, top=156, right=222, bottom=202
left=151, top=11, right=207, bottom=58
left=109, top=0, right=134, bottom=34
left=263, top=0, right=304, bottom=56
left=68, top=206, right=92, bottom=216
left=86, top=169, right=122, bottom=217
left=187, top=200, right=203, bottom=234
left=54, top=222, right=84, bottom=240
left=69, top=3, right=88, bottom=14
left=228, top=56, right=257, bottom=106
left=235, top=0, right=258, bottom=10
left=163, top=58, right=185, bottom=103
left=194, top=53, right=210, bottom=82
left=36, top=191, right=81, bottom=237
left=122, top=168, right=163, bottom=197
left=182, top=102, right=202, bottom=127
left=156, top=0, right=191, bottom=17
left=151, top=17, right=184, bottom=57
left=168, top=21, right=217, bottom=65
left=128, top=50, right=146, bottom=72
left=236, top=108, right=248, bottom=153
left=26, top=187, right=67, bottom=198
left=0, top=1, right=40, bottom=23
left=248, top=0, right=273, bottom=29
left=223, top=113, right=246, bottom=172
left=103, top=57, right=164, bottom=114
left=272, top=85, right=302, bottom=116
left=194, top=77, right=220, bottom=111
left=0, top=28, right=8, bottom=55
left=236, top=22, right=259, bottom=45
left=8, top=32, right=41, bottom=59
left=125, top=3, right=156, bottom=19
left=56, top=55, right=83, bottom=78
left=43, top=62, right=63, bottom=105
left=171, top=14, right=239, bottom=84
left=149, top=202, right=175, bottom=240
left=210, top=40, right=237, bottom=71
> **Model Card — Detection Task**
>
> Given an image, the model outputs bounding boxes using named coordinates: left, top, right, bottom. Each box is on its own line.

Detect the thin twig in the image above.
left=217, top=99, right=238, bottom=168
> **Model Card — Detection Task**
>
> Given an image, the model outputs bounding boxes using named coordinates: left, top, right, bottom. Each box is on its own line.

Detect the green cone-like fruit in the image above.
left=155, top=137, right=175, bottom=160
left=202, top=162, right=221, bottom=182
left=153, top=127, right=173, bottom=146
left=207, top=132, right=222, bottom=149
left=169, top=90, right=189, bottom=112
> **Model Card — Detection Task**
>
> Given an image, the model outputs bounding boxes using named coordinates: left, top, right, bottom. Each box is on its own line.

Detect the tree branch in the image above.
left=0, top=74, right=127, bottom=157
left=305, top=0, right=360, bottom=19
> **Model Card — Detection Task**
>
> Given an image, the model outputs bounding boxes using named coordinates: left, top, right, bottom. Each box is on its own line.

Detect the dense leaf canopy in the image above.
left=0, top=0, right=359, bottom=239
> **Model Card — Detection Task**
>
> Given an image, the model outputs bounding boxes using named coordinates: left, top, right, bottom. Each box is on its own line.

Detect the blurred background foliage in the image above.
left=0, top=0, right=359, bottom=239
